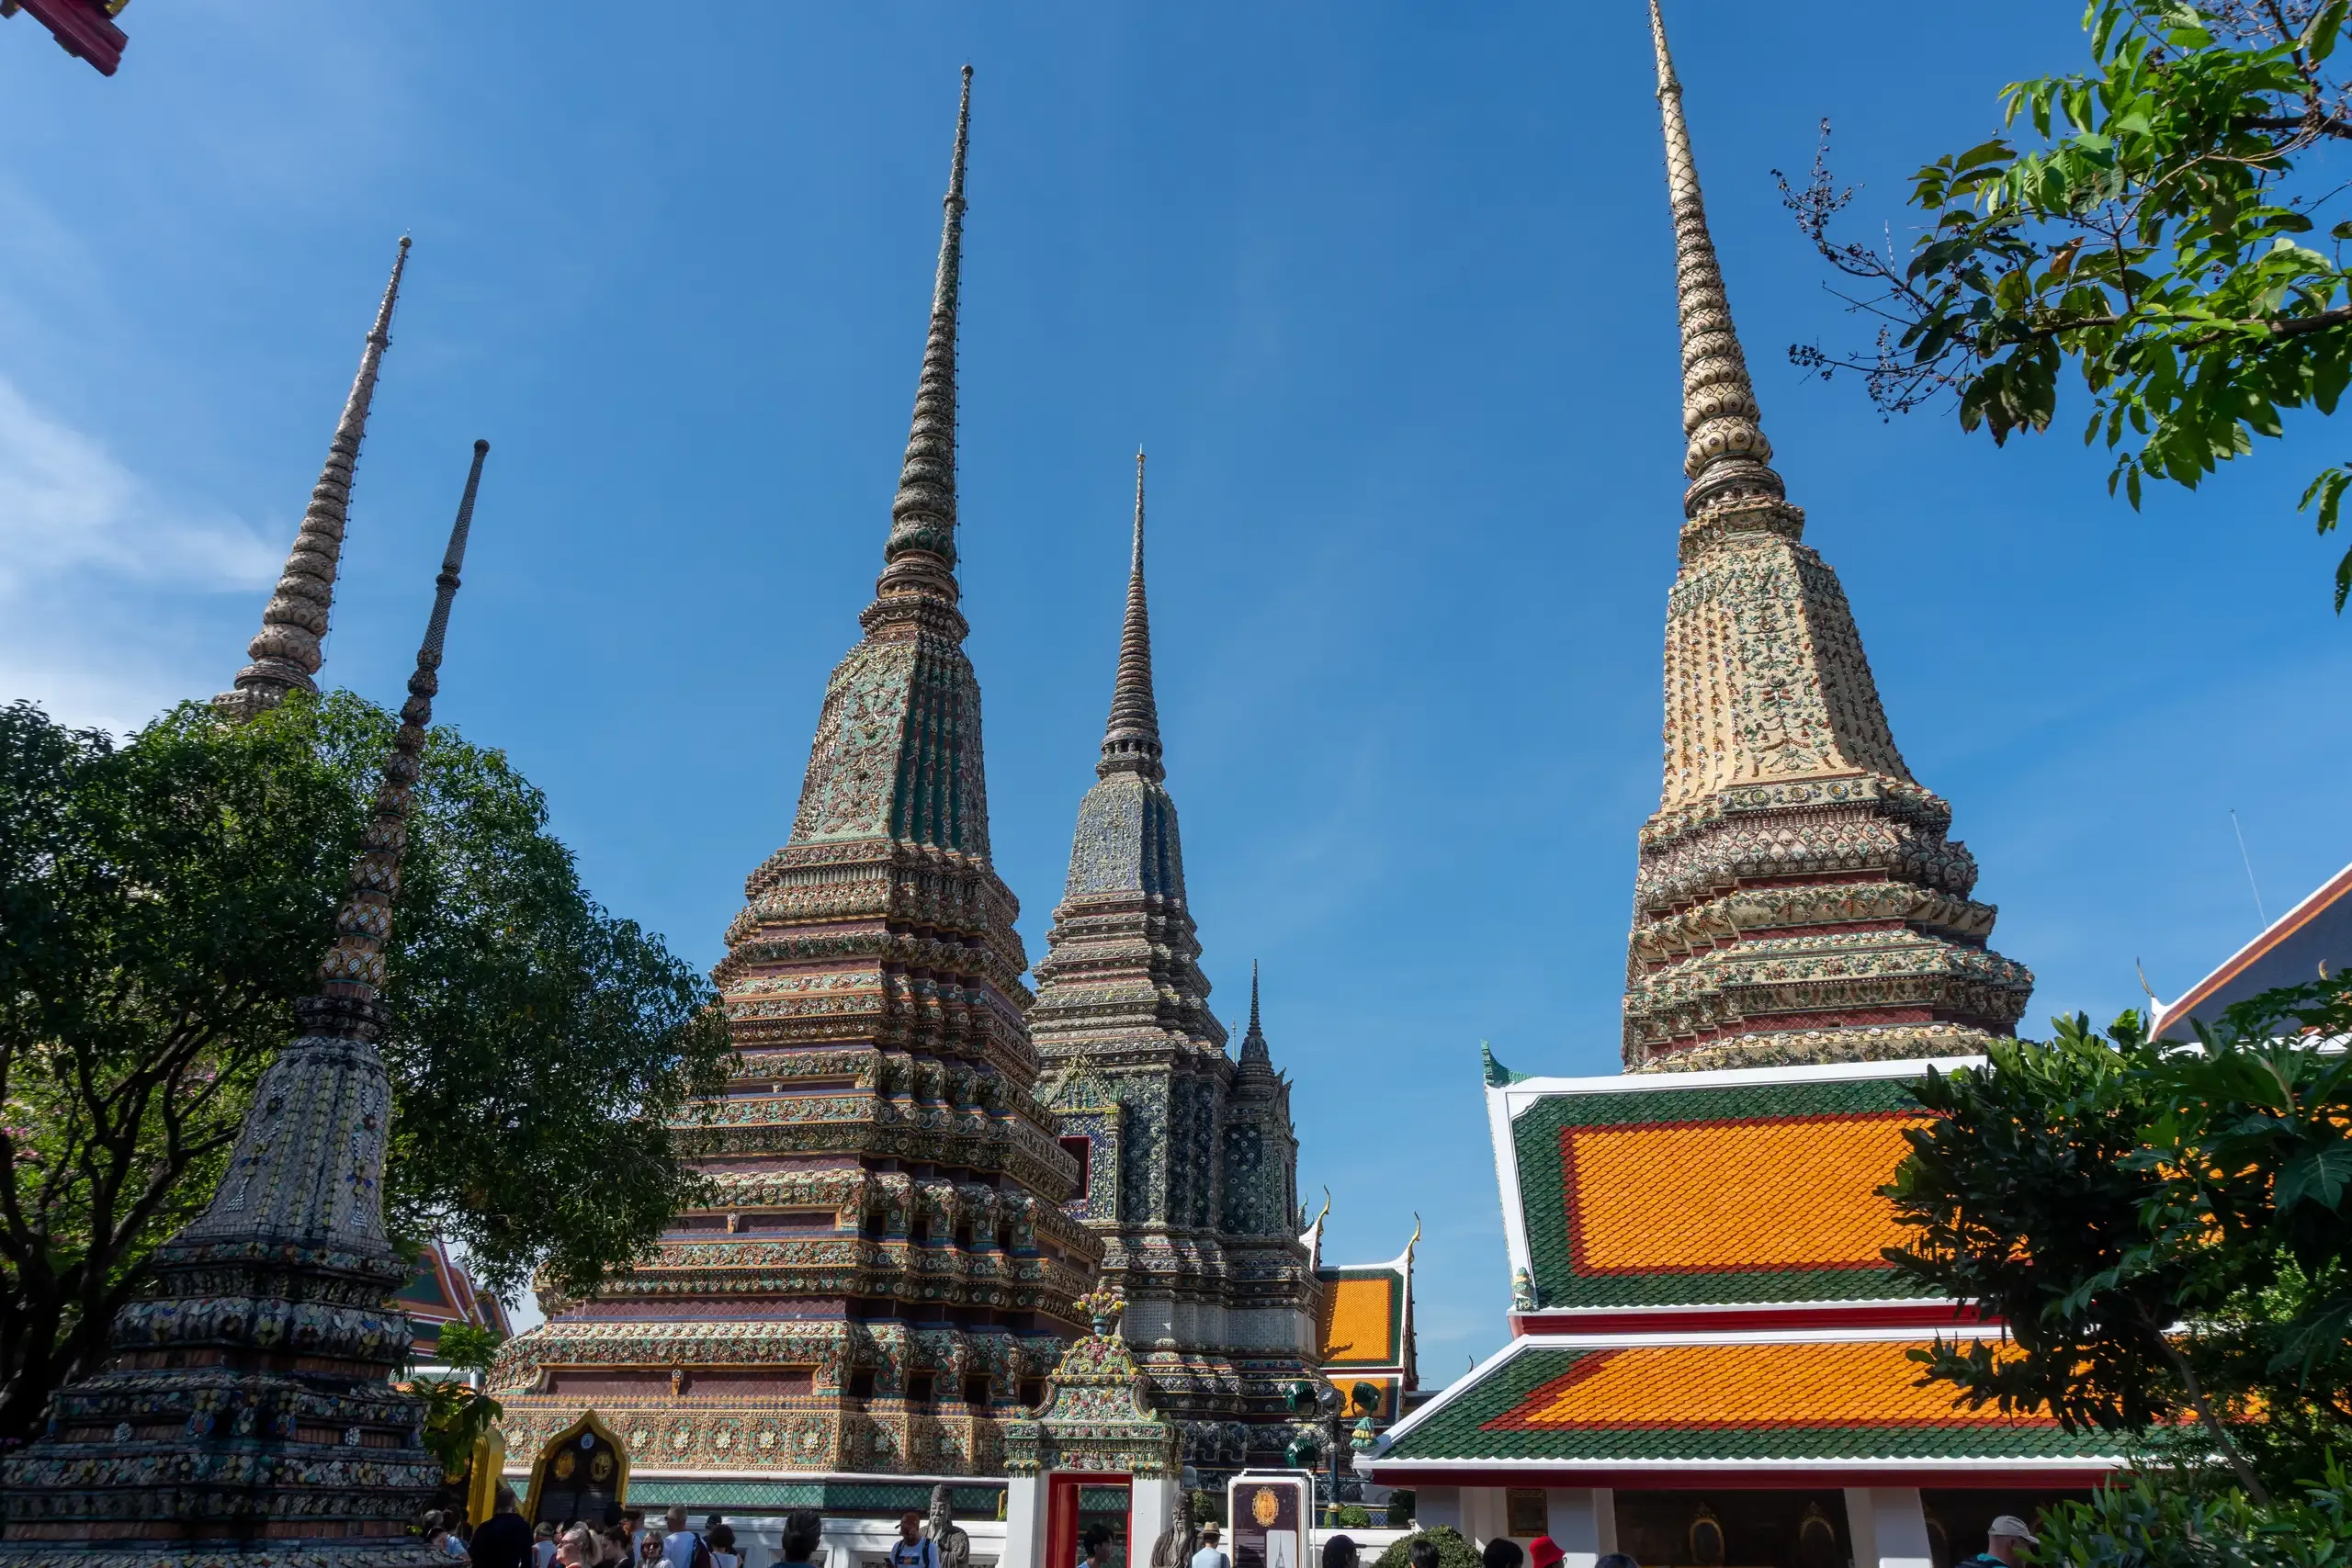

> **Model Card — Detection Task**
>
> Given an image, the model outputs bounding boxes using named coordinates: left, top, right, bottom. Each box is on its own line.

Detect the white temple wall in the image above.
left=1845, top=1488, right=1933, bottom=1568
left=1546, top=1489, right=1616, bottom=1566
left=1414, top=1486, right=1462, bottom=1532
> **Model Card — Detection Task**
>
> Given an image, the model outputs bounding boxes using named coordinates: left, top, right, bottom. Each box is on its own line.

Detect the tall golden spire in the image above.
left=1647, top=0, right=1783, bottom=521
left=218, top=236, right=411, bottom=717
left=1625, top=3, right=2031, bottom=1071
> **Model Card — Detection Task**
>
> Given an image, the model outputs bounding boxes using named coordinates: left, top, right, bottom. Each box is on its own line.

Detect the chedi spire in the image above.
left=1624, top=2, right=2031, bottom=1071
left=1099, top=449, right=1164, bottom=780
left=217, top=236, right=411, bottom=718
left=1238, top=960, right=1270, bottom=1066
left=876, top=62, right=971, bottom=612
left=0, top=440, right=490, bottom=1564
left=1647, top=1, right=1781, bottom=519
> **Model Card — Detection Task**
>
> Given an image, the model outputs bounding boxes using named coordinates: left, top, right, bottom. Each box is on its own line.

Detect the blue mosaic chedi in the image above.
left=1028, top=456, right=1323, bottom=1483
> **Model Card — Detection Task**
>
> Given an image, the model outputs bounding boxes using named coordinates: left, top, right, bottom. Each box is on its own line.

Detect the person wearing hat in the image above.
left=1526, top=1540, right=1565, bottom=1568
left=1970, top=1515, right=2039, bottom=1567
left=1190, top=1523, right=1227, bottom=1568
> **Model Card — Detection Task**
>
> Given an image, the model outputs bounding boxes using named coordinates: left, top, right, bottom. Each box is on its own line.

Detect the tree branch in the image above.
left=2146, top=1314, right=2272, bottom=1506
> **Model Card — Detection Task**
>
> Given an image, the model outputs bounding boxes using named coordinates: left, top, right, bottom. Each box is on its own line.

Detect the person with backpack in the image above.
left=660, top=1508, right=715, bottom=1568
left=890, top=1512, right=940, bottom=1568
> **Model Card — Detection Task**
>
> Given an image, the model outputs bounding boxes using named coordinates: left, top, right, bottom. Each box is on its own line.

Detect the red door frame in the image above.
left=1045, top=1472, right=1133, bottom=1568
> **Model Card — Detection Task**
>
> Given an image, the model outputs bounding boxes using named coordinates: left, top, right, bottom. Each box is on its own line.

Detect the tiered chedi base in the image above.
left=489, top=840, right=1102, bottom=1481
left=1623, top=498, right=2033, bottom=1072
left=0, top=1023, right=441, bottom=1568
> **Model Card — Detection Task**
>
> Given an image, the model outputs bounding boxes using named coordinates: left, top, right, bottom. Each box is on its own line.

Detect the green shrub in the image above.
left=1374, top=1527, right=1478, bottom=1568
left=1334, top=1506, right=1372, bottom=1529
left=2036, top=1464, right=2352, bottom=1568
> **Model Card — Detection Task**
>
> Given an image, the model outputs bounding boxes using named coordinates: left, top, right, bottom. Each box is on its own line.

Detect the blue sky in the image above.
left=7, top=2, right=2352, bottom=1382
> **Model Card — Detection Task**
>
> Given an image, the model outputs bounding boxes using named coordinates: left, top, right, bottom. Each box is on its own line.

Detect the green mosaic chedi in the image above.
left=489, top=69, right=1104, bottom=1485
left=1027, top=456, right=1324, bottom=1481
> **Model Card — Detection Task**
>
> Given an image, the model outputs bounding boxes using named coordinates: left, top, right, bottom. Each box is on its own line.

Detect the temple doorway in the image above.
left=1611, top=1491, right=1851, bottom=1568
left=525, top=1412, right=629, bottom=1530
left=1046, top=1474, right=1132, bottom=1568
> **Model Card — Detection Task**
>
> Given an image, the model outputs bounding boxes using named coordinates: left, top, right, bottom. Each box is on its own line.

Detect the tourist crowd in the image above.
left=424, top=1491, right=2043, bottom=1568
left=426, top=1495, right=765, bottom=1568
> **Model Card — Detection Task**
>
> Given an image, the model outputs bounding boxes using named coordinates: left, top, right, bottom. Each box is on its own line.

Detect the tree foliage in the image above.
left=2037, top=1461, right=2352, bottom=1568
left=1785, top=0, right=2352, bottom=604
left=411, top=1375, right=503, bottom=1486
left=0, top=694, right=729, bottom=1445
left=0, top=698, right=356, bottom=1446
left=432, top=1321, right=507, bottom=1374
left=1886, top=976, right=2352, bottom=1501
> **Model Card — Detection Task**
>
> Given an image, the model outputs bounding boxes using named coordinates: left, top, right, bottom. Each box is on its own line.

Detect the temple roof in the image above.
left=1370, top=1334, right=2123, bottom=1477
left=1316, top=1220, right=1416, bottom=1371
left=399, top=1238, right=513, bottom=1356
left=2153, top=859, right=2352, bottom=1040
left=1491, top=1058, right=1979, bottom=1318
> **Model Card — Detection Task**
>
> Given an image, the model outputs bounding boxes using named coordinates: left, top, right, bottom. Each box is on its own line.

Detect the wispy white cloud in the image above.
left=0, top=375, right=277, bottom=735
left=0, top=375, right=277, bottom=593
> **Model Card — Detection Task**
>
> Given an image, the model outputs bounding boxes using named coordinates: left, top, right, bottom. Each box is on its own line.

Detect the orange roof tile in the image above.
left=1562, top=1111, right=1927, bottom=1275
left=1320, top=1276, right=1398, bottom=1365
left=1483, top=1340, right=2044, bottom=1431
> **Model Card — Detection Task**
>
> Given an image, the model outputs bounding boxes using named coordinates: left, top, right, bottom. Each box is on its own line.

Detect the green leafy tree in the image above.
left=2037, top=1461, right=2352, bottom=1567
left=0, top=694, right=730, bottom=1445
left=1886, top=977, right=2352, bottom=1502
left=432, top=1322, right=507, bottom=1375
left=412, top=1374, right=503, bottom=1487
left=1785, top=0, right=2352, bottom=604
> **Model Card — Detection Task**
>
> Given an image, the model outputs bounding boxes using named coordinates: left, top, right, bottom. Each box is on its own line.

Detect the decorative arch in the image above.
left=522, top=1409, right=631, bottom=1529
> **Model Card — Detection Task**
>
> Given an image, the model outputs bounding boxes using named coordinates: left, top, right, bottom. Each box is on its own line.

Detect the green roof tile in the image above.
left=1383, top=1344, right=2123, bottom=1464
left=1513, top=1076, right=1941, bottom=1309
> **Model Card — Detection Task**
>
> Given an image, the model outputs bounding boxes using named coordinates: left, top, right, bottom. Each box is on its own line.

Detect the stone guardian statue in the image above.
left=928, top=1484, right=971, bottom=1568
